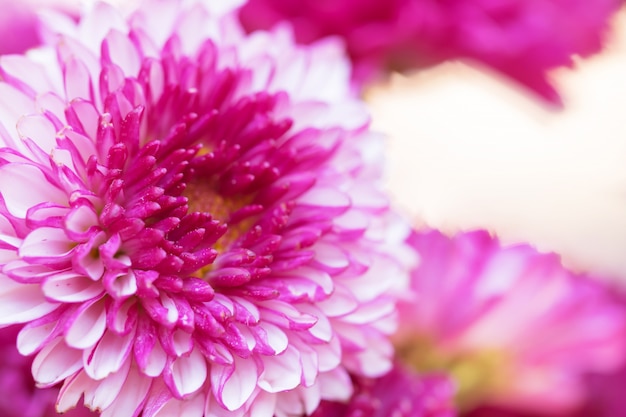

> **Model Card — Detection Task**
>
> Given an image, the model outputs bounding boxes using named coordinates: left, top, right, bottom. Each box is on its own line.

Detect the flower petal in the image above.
left=32, top=337, right=83, bottom=387
left=0, top=164, right=66, bottom=218
left=166, top=348, right=207, bottom=397
left=42, top=272, right=103, bottom=303
left=84, top=359, right=131, bottom=411
left=84, top=329, right=135, bottom=380
left=258, top=345, right=301, bottom=393
left=212, top=355, right=258, bottom=411
left=100, top=366, right=151, bottom=417
left=19, top=227, right=74, bottom=262
left=0, top=276, right=58, bottom=325
left=65, top=299, right=107, bottom=349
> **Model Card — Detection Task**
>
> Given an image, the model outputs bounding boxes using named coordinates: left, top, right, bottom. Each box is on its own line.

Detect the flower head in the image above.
left=0, top=1, right=413, bottom=416
left=239, top=0, right=621, bottom=103
left=310, top=363, right=456, bottom=417
left=395, top=229, right=626, bottom=414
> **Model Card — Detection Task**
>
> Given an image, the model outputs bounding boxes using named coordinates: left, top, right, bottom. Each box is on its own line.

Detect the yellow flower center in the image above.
left=184, top=180, right=238, bottom=224
left=397, top=336, right=511, bottom=411
left=183, top=178, right=257, bottom=278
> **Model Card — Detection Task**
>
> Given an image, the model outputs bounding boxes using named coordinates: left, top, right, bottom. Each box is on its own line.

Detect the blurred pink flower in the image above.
left=0, top=1, right=41, bottom=55
left=239, top=0, right=621, bottom=103
left=394, top=229, right=626, bottom=414
left=456, top=353, right=626, bottom=416
left=310, top=363, right=457, bottom=417
left=568, top=337, right=626, bottom=417
left=0, top=326, right=95, bottom=417
left=0, top=1, right=414, bottom=416
left=0, top=0, right=77, bottom=55
left=466, top=359, right=626, bottom=417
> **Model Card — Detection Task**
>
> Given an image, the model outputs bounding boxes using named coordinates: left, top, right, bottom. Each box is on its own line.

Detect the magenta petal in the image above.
left=207, top=267, right=252, bottom=287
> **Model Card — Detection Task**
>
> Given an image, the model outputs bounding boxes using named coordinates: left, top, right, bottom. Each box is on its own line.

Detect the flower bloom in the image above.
left=238, top=0, right=621, bottom=103
left=394, top=229, right=626, bottom=414
left=0, top=1, right=413, bottom=416
left=309, top=363, right=457, bottom=417
left=0, top=325, right=95, bottom=417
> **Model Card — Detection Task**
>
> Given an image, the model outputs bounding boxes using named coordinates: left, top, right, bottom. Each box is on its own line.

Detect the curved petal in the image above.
left=0, top=164, right=66, bottom=218
left=211, top=355, right=258, bottom=411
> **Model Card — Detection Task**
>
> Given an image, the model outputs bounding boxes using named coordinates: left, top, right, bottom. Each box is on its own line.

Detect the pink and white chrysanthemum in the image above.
left=395, top=229, right=626, bottom=415
left=0, top=1, right=414, bottom=416
left=310, top=363, right=456, bottom=417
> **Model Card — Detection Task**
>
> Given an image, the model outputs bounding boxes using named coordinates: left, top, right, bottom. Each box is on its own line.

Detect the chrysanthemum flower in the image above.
left=394, top=229, right=626, bottom=415
left=309, top=363, right=457, bottom=417
left=0, top=1, right=414, bottom=416
left=238, top=0, right=621, bottom=103
left=0, top=325, right=95, bottom=417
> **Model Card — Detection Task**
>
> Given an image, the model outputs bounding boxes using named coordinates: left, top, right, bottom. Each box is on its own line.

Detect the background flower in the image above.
left=0, top=0, right=41, bottom=55
left=310, top=363, right=457, bottom=417
left=394, top=229, right=626, bottom=414
left=0, top=0, right=414, bottom=416
left=0, top=325, right=95, bottom=417
left=239, top=0, right=621, bottom=102
left=0, top=0, right=79, bottom=55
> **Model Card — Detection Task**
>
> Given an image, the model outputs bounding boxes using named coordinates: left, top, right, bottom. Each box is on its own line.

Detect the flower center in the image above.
left=397, top=337, right=511, bottom=411
left=182, top=175, right=260, bottom=280
left=184, top=179, right=240, bottom=224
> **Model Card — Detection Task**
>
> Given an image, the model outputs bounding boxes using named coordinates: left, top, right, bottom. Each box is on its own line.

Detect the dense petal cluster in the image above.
left=309, top=364, right=456, bottom=417
left=0, top=1, right=413, bottom=416
left=0, top=325, right=95, bottom=417
left=395, top=230, right=626, bottom=414
left=239, top=0, right=621, bottom=102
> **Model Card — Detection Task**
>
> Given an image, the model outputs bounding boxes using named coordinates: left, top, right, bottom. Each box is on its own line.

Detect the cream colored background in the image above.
left=368, top=12, right=626, bottom=281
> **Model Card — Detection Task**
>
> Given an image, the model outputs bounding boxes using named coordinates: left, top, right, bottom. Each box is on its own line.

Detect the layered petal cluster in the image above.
left=395, top=230, right=626, bottom=414
left=310, top=363, right=457, bottom=417
left=0, top=325, right=95, bottom=417
left=0, top=1, right=413, bottom=416
left=239, top=0, right=621, bottom=102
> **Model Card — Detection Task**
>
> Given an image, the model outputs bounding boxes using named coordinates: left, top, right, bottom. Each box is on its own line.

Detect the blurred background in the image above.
left=368, top=10, right=626, bottom=282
